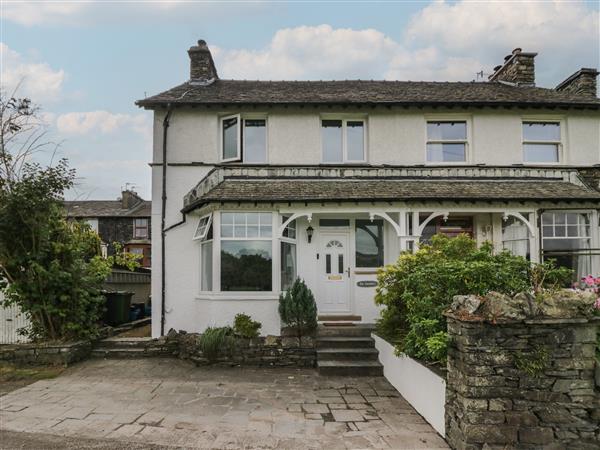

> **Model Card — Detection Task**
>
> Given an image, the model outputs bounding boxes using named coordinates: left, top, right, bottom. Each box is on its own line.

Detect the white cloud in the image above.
left=56, top=111, right=151, bottom=137
left=0, top=43, right=65, bottom=101
left=214, top=1, right=598, bottom=85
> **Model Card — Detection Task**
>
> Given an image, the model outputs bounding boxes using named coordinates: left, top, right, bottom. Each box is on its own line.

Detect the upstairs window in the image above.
left=321, top=119, right=366, bottom=163
left=426, top=121, right=467, bottom=162
left=221, top=115, right=267, bottom=163
left=522, top=121, right=560, bottom=163
left=134, top=218, right=149, bottom=239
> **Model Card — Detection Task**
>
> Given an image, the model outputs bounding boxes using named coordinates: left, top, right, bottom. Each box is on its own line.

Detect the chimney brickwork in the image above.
left=121, top=190, right=142, bottom=209
left=556, top=68, right=599, bottom=98
left=188, top=40, right=218, bottom=84
left=489, top=48, right=537, bottom=86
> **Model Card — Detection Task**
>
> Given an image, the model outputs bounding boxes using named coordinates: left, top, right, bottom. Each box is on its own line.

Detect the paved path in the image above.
left=0, top=358, right=447, bottom=449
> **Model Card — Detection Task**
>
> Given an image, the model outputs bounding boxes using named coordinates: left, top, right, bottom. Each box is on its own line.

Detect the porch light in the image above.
left=306, top=225, right=314, bottom=243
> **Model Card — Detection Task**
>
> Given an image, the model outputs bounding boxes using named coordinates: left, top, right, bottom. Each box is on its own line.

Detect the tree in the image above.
left=0, top=90, right=137, bottom=341
left=278, top=278, right=318, bottom=341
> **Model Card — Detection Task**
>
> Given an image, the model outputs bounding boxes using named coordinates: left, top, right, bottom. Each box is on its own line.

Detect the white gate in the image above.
left=0, top=294, right=31, bottom=344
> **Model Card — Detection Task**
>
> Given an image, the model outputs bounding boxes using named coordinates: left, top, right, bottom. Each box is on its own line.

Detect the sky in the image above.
left=2, top=0, right=599, bottom=200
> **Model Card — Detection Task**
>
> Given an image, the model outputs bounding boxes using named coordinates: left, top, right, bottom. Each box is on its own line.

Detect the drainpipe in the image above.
left=160, top=105, right=173, bottom=336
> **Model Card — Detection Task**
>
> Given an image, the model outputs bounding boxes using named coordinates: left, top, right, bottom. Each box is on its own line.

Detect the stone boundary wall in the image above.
left=445, top=310, right=599, bottom=449
left=0, top=340, right=91, bottom=366
left=174, top=331, right=316, bottom=367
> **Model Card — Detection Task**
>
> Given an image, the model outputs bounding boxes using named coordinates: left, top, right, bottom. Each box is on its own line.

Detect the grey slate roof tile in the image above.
left=136, top=80, right=600, bottom=108
left=193, top=179, right=600, bottom=205
left=64, top=200, right=151, bottom=218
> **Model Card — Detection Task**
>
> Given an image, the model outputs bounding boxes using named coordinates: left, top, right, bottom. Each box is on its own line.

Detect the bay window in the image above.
left=522, top=121, right=560, bottom=163
left=221, top=115, right=267, bottom=163
left=220, top=212, right=272, bottom=291
left=281, top=217, right=297, bottom=292
left=426, top=121, right=467, bottom=162
left=321, top=118, right=366, bottom=163
left=541, top=211, right=592, bottom=280
left=194, top=214, right=213, bottom=291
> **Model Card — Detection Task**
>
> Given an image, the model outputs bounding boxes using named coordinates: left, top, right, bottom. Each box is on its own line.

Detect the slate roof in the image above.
left=188, top=178, right=600, bottom=208
left=64, top=200, right=151, bottom=218
left=137, top=80, right=600, bottom=109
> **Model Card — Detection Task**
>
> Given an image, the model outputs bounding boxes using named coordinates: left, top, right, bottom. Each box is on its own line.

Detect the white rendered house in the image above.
left=137, top=41, right=600, bottom=338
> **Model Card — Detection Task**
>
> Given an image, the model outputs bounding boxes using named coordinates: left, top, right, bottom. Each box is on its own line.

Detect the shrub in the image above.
left=278, top=278, right=318, bottom=340
left=199, top=326, right=235, bottom=362
left=375, top=234, right=571, bottom=365
left=233, top=313, right=262, bottom=339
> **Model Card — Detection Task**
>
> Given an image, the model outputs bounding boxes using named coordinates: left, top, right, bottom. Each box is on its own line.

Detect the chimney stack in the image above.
left=555, top=68, right=599, bottom=98
left=121, top=190, right=142, bottom=209
left=188, top=40, right=218, bottom=85
left=489, top=48, right=537, bottom=86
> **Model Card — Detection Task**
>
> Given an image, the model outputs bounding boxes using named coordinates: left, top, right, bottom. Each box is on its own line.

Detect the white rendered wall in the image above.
left=373, top=334, right=446, bottom=437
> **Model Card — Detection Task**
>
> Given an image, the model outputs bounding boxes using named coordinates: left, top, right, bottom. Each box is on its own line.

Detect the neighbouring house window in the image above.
left=220, top=212, right=272, bottom=291
left=502, top=216, right=530, bottom=259
left=193, top=215, right=214, bottom=291
left=85, top=218, right=98, bottom=232
left=355, top=219, right=384, bottom=267
left=221, top=115, right=267, bottom=163
left=321, top=119, right=365, bottom=163
left=281, top=217, right=297, bottom=291
left=134, top=218, right=149, bottom=239
left=523, top=122, right=560, bottom=163
left=426, top=121, right=467, bottom=162
left=541, top=211, right=592, bottom=281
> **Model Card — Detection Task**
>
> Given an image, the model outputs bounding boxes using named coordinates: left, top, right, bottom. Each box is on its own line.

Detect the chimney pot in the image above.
left=512, top=48, right=522, bottom=55
left=504, top=55, right=511, bottom=62
left=188, top=39, right=218, bottom=84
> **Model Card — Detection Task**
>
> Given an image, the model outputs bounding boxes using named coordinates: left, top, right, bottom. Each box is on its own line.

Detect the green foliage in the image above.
left=376, top=234, right=570, bottom=365
left=199, top=326, right=235, bottom=362
left=278, top=278, right=318, bottom=339
left=514, top=345, right=549, bottom=377
left=0, top=160, right=139, bottom=341
left=233, top=313, right=262, bottom=339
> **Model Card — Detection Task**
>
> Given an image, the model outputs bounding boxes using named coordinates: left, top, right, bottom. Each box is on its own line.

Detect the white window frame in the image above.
left=220, top=114, right=268, bottom=164
left=192, top=213, right=213, bottom=241
left=220, top=114, right=241, bottom=163
left=320, top=116, right=368, bottom=164
left=280, top=216, right=297, bottom=293
left=425, top=118, right=470, bottom=164
left=133, top=218, right=149, bottom=239
left=521, top=119, right=563, bottom=164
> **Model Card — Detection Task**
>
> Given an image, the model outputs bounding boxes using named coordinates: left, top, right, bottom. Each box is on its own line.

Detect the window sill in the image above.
left=196, top=292, right=279, bottom=301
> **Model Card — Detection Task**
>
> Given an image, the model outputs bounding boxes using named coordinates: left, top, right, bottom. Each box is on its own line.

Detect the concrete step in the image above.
left=316, top=337, right=375, bottom=349
left=317, top=348, right=379, bottom=361
left=317, top=360, right=384, bottom=377
left=317, top=324, right=375, bottom=338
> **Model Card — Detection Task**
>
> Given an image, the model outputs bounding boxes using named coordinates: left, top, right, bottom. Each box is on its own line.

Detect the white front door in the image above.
left=318, top=232, right=351, bottom=313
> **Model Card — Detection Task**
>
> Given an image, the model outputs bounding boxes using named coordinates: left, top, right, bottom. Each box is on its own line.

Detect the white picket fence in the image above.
left=0, top=293, right=31, bottom=344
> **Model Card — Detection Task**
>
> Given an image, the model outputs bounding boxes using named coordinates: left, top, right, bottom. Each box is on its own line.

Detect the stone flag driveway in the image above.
left=0, top=358, right=447, bottom=449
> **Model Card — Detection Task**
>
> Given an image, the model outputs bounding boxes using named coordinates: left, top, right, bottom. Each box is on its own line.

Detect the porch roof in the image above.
left=184, top=178, right=600, bottom=210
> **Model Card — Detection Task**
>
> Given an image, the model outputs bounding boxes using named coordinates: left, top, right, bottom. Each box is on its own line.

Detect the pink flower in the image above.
left=582, top=275, right=597, bottom=286
left=595, top=298, right=600, bottom=310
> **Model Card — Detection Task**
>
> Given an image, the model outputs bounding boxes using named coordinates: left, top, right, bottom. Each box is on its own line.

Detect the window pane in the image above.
left=346, top=121, right=364, bottom=161
left=281, top=242, right=296, bottom=292
left=221, top=213, right=234, bottom=225
left=221, top=241, right=272, bottom=291
left=427, top=143, right=466, bottom=162
left=523, top=144, right=558, bottom=162
left=355, top=219, right=384, bottom=267
left=322, top=120, right=343, bottom=162
left=427, top=122, right=466, bottom=141
left=502, top=217, right=530, bottom=259
left=201, top=241, right=213, bottom=291
left=259, top=213, right=272, bottom=237
left=338, top=254, right=344, bottom=274
left=244, top=119, right=266, bottom=163
left=222, top=117, right=238, bottom=160
left=325, top=254, right=331, bottom=274
left=523, top=122, right=560, bottom=141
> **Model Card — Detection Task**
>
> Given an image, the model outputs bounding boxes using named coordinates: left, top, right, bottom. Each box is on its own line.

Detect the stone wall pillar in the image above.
left=445, top=314, right=599, bottom=449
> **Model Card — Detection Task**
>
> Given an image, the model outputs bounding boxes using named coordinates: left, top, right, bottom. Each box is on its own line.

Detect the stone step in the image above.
left=317, top=348, right=379, bottom=361
left=90, top=348, right=168, bottom=359
left=317, top=324, right=375, bottom=338
left=94, top=337, right=152, bottom=349
left=317, top=360, right=384, bottom=377
left=316, top=337, right=375, bottom=349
